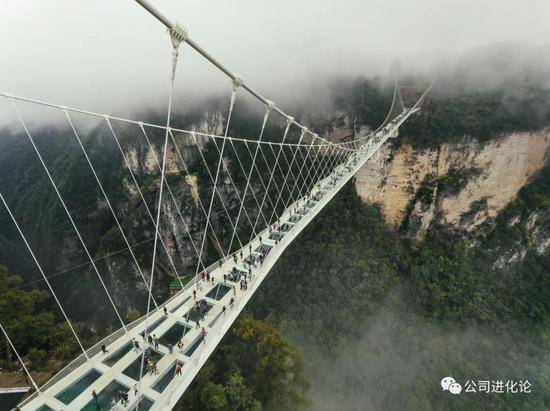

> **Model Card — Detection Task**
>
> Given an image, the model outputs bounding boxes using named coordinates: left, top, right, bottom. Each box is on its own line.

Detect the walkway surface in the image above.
left=20, top=109, right=416, bottom=411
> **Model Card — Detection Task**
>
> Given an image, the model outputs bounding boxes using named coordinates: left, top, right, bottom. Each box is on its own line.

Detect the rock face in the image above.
left=355, top=131, right=550, bottom=238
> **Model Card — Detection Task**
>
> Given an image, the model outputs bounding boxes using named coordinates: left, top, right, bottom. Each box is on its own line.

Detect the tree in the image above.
left=0, top=265, right=53, bottom=365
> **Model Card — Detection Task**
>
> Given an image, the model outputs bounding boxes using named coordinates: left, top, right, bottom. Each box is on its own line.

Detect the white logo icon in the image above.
left=441, top=377, right=462, bottom=395
left=449, top=382, right=462, bottom=395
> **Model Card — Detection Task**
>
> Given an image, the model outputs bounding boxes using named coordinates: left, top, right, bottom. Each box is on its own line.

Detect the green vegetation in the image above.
left=1, top=70, right=549, bottom=410
left=332, top=76, right=550, bottom=150
left=401, top=87, right=550, bottom=148
left=178, top=314, right=309, bottom=411
left=249, top=167, right=550, bottom=410
left=0, top=265, right=85, bottom=373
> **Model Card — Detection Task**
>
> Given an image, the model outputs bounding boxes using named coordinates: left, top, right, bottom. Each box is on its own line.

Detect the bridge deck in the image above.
left=20, top=110, right=415, bottom=411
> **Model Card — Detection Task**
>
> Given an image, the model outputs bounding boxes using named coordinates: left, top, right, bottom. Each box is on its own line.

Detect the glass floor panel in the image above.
left=205, top=283, right=231, bottom=300
left=80, top=380, right=128, bottom=411
left=102, top=342, right=133, bottom=366
left=122, top=348, right=164, bottom=381
left=269, top=231, right=284, bottom=241
left=183, top=301, right=212, bottom=323
left=152, top=361, right=184, bottom=393
left=36, top=405, right=54, bottom=411
left=132, top=396, right=155, bottom=411
left=289, top=215, right=301, bottom=223
left=185, top=336, right=205, bottom=356
left=55, top=369, right=102, bottom=405
left=244, top=255, right=259, bottom=266
left=226, top=267, right=245, bottom=282
left=139, top=316, right=166, bottom=338
left=159, top=322, right=190, bottom=347
left=170, top=296, right=190, bottom=313
left=208, top=311, right=224, bottom=327
left=255, top=244, right=272, bottom=254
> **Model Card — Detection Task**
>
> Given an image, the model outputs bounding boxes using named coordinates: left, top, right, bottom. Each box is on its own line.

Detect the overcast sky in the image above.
left=1, top=0, right=549, bottom=123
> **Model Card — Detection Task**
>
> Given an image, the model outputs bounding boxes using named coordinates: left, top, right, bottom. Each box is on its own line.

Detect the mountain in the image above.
left=1, top=43, right=550, bottom=410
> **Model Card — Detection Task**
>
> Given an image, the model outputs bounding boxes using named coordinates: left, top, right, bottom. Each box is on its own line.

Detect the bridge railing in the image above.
left=16, top=245, right=256, bottom=408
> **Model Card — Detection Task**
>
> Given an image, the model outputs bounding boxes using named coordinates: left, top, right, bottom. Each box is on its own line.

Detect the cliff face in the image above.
left=355, top=131, right=550, bottom=238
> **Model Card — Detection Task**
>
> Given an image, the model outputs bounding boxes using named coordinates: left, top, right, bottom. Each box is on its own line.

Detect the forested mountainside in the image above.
left=1, top=43, right=550, bottom=410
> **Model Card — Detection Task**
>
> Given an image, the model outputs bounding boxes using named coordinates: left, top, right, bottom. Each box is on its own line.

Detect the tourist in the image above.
left=167, top=343, right=173, bottom=354
left=201, top=327, right=208, bottom=342
left=133, top=338, right=140, bottom=352
left=230, top=297, right=234, bottom=307
left=133, top=384, right=138, bottom=396
left=177, top=340, right=184, bottom=352
left=222, top=305, right=226, bottom=315
left=153, top=335, right=159, bottom=349
left=223, top=273, right=227, bottom=283
left=175, top=362, right=183, bottom=375
left=152, top=361, right=159, bottom=374
left=195, top=319, right=200, bottom=329
left=147, top=334, right=153, bottom=345
left=92, top=390, right=98, bottom=405
left=118, top=390, right=128, bottom=406
left=163, top=306, right=168, bottom=316
left=193, top=290, right=197, bottom=300
left=101, top=344, right=108, bottom=354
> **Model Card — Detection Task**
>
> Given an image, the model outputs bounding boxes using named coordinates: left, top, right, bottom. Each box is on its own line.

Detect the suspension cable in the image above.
left=64, top=111, right=160, bottom=309
left=0, top=193, right=89, bottom=359
left=195, top=78, right=239, bottom=274
left=228, top=101, right=274, bottom=252
left=0, top=322, right=40, bottom=393
left=8, top=98, right=127, bottom=332
left=106, top=119, right=185, bottom=291
left=137, top=25, right=185, bottom=405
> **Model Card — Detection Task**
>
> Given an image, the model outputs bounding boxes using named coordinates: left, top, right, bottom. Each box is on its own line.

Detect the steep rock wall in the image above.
left=355, top=131, right=550, bottom=237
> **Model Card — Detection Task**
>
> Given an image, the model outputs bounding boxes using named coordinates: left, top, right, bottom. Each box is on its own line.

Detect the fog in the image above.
left=1, top=0, right=549, bottom=126
left=289, top=290, right=550, bottom=411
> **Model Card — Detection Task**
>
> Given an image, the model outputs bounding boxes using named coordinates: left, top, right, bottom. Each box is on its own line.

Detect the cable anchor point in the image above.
left=286, top=115, right=294, bottom=126
left=232, top=75, right=243, bottom=91
left=168, top=23, right=188, bottom=80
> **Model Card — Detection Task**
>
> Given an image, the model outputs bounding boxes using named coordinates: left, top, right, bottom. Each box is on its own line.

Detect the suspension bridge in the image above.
left=1, top=1, right=432, bottom=410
